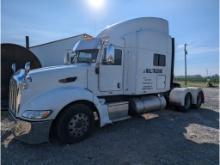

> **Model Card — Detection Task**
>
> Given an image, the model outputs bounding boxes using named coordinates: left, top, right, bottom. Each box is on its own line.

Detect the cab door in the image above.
left=99, top=46, right=123, bottom=92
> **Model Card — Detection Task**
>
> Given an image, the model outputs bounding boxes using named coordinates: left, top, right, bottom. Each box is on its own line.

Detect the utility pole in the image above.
left=25, top=36, right=29, bottom=49
left=206, top=69, right=209, bottom=77
left=184, top=43, right=188, bottom=86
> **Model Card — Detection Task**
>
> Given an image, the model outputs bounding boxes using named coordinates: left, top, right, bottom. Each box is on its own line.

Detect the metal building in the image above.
left=30, top=33, right=92, bottom=67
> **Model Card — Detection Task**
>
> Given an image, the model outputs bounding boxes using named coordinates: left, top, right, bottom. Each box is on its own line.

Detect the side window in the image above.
left=102, top=48, right=122, bottom=65
left=159, top=54, right=166, bottom=66
left=153, top=54, right=159, bottom=66
left=153, top=54, right=166, bottom=66
left=114, top=49, right=122, bottom=65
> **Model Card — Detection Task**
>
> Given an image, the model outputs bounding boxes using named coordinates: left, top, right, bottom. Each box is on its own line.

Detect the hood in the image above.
left=28, top=63, right=90, bottom=88
left=19, top=64, right=90, bottom=102
left=29, top=63, right=90, bottom=76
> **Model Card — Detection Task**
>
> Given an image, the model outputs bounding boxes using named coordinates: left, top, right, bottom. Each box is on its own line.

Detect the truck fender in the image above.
left=169, top=88, right=192, bottom=106
left=21, top=87, right=112, bottom=127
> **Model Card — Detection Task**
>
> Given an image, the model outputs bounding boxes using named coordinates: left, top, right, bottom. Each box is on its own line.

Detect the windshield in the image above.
left=76, top=49, right=99, bottom=63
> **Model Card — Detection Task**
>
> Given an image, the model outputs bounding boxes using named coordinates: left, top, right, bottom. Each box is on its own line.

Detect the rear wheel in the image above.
left=180, top=93, right=192, bottom=112
left=192, top=91, right=203, bottom=109
left=56, top=103, right=94, bottom=144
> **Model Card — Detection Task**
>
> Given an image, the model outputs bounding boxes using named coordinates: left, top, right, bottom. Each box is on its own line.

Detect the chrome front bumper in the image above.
left=8, top=111, right=53, bottom=144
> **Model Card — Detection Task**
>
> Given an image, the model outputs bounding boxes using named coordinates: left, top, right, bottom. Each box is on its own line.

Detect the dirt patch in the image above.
left=184, top=123, right=219, bottom=144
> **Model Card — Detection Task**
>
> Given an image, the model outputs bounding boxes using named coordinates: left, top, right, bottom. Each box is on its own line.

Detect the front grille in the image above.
left=9, top=78, right=19, bottom=114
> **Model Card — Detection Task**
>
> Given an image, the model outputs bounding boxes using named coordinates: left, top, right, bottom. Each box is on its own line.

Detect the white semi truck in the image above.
left=8, top=17, right=204, bottom=144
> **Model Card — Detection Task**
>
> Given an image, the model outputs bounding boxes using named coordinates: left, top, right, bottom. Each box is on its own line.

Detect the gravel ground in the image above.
left=1, top=88, right=219, bottom=165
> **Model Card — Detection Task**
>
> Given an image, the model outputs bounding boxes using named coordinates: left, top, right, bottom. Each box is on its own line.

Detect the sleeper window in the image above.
left=153, top=54, right=166, bottom=66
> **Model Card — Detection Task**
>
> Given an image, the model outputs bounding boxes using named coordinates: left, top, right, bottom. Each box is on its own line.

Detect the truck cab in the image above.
left=8, top=17, right=204, bottom=144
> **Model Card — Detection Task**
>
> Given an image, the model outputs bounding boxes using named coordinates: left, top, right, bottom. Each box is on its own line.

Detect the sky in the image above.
left=1, top=0, right=219, bottom=76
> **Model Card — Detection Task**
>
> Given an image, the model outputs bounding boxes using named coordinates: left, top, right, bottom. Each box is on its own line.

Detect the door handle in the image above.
left=117, top=82, right=121, bottom=88
left=95, top=66, right=99, bottom=74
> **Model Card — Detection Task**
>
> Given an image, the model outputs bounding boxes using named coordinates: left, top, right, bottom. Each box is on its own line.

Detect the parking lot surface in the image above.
left=1, top=88, right=219, bottom=165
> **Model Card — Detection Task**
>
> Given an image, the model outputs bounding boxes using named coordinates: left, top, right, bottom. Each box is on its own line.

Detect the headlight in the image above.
left=22, top=110, right=52, bottom=119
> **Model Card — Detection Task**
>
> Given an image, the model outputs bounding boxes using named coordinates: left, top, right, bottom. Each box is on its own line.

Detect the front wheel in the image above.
left=56, top=104, right=94, bottom=144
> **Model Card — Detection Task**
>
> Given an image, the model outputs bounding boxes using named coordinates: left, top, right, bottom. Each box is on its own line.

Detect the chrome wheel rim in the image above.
left=68, top=113, right=89, bottom=137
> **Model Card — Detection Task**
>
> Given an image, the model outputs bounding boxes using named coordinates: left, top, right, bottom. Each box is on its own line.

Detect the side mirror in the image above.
left=24, top=61, right=31, bottom=74
left=64, top=52, right=70, bottom=64
left=71, top=54, right=77, bottom=63
left=11, top=63, right=16, bottom=73
left=106, top=45, right=115, bottom=64
left=64, top=51, right=76, bottom=64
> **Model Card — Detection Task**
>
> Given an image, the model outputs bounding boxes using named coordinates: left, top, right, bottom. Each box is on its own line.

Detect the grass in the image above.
left=175, top=80, right=219, bottom=88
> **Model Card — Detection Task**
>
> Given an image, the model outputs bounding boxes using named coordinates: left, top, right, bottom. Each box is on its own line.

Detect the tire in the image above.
left=56, top=103, right=94, bottom=144
left=180, top=93, right=192, bottom=112
left=192, top=91, right=203, bottom=109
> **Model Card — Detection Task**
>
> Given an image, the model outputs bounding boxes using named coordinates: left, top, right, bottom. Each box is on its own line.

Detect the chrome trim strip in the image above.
left=9, top=78, right=19, bottom=115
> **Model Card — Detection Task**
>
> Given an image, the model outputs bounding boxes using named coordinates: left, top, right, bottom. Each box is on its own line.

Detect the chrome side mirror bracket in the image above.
left=24, top=61, right=31, bottom=75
